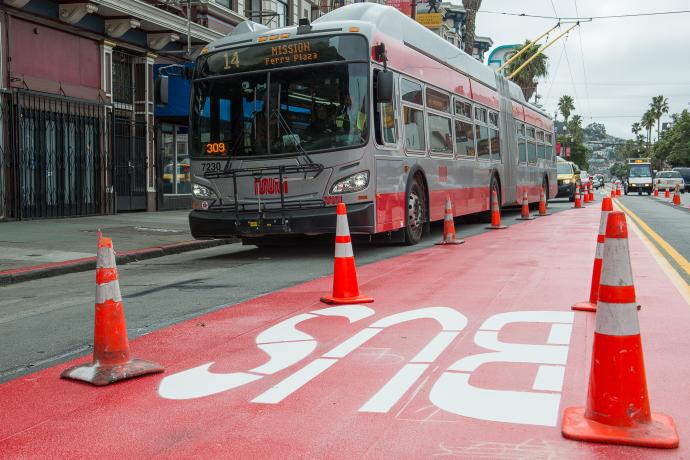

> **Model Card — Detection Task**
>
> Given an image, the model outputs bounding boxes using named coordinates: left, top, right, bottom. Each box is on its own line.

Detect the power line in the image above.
left=562, top=35, right=580, bottom=108
left=573, top=0, right=592, bottom=119
left=479, top=9, right=690, bottom=21
left=544, top=40, right=566, bottom=107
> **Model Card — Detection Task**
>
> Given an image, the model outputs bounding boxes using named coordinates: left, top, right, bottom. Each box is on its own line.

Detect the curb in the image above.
left=0, top=239, right=235, bottom=287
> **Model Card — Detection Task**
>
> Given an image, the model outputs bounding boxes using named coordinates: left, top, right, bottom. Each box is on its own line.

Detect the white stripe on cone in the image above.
left=595, top=301, right=640, bottom=335
left=595, top=242, right=605, bottom=259
left=335, top=242, right=354, bottom=258
left=598, top=211, right=611, bottom=235
left=97, top=247, right=116, bottom=269
left=96, top=279, right=123, bottom=303
left=335, top=214, right=349, bottom=237
left=600, top=238, right=634, bottom=287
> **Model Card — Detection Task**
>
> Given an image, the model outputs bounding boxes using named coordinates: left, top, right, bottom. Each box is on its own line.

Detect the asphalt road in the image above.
left=0, top=199, right=578, bottom=383
left=613, top=186, right=690, bottom=285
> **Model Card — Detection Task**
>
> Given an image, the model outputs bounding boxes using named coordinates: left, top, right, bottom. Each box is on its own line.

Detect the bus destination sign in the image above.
left=197, top=35, right=367, bottom=78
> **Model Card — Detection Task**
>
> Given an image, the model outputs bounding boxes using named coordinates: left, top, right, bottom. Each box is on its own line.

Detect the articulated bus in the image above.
left=186, top=3, right=556, bottom=245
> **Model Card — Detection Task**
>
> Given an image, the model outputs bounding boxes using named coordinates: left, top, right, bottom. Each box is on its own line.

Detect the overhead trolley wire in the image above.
left=479, top=9, right=690, bottom=21
left=573, top=0, right=592, bottom=119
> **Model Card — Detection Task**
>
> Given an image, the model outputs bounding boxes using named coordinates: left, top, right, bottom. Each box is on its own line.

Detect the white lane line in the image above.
left=411, top=331, right=459, bottom=363
left=359, top=363, right=429, bottom=413
left=322, top=328, right=380, bottom=359
left=547, top=323, right=573, bottom=345
left=251, top=358, right=337, bottom=404
left=532, top=365, right=566, bottom=392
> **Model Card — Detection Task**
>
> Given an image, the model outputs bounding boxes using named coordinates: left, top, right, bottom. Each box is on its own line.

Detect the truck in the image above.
left=624, top=158, right=654, bottom=195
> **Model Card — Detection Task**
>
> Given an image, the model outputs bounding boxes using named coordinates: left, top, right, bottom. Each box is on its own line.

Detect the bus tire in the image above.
left=480, top=175, right=501, bottom=223
left=403, top=176, right=426, bottom=245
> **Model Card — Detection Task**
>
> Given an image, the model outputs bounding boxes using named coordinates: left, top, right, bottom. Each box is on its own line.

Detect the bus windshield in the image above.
left=191, top=64, right=368, bottom=157
left=191, top=34, right=369, bottom=158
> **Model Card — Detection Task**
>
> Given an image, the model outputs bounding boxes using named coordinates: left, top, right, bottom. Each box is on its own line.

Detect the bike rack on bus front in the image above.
left=203, top=163, right=325, bottom=234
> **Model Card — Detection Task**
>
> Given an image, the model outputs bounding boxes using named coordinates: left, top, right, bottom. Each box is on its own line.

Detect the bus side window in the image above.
left=517, top=123, right=527, bottom=164
left=374, top=70, right=398, bottom=146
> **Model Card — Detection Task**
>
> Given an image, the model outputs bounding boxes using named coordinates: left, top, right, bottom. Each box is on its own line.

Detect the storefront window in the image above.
left=161, top=123, right=190, bottom=195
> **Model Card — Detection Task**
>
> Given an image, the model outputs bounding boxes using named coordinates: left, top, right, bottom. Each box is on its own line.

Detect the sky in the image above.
left=468, top=0, right=690, bottom=139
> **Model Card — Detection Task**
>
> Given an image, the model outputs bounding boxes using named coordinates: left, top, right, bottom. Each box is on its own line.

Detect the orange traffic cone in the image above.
left=516, top=190, right=534, bottom=220
left=610, top=183, right=616, bottom=199
left=436, top=197, right=464, bottom=245
left=572, top=197, right=613, bottom=312
left=673, top=185, right=681, bottom=205
left=574, top=184, right=582, bottom=208
left=536, top=189, right=551, bottom=217
left=321, top=203, right=373, bottom=304
left=588, top=183, right=595, bottom=202
left=486, top=189, right=506, bottom=229
left=61, top=231, right=164, bottom=386
left=653, top=185, right=659, bottom=197
left=583, top=184, right=590, bottom=203
left=664, top=188, right=670, bottom=199
left=617, top=182, right=622, bottom=196
left=562, top=212, right=679, bottom=448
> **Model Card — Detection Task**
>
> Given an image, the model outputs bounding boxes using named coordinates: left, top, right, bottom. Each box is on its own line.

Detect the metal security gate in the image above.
left=3, top=90, right=108, bottom=219
left=111, top=50, right=148, bottom=212
left=112, top=116, right=147, bottom=211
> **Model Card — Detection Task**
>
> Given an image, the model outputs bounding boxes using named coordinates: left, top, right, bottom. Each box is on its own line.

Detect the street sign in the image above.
left=386, top=0, right=412, bottom=16
left=416, top=12, right=443, bottom=27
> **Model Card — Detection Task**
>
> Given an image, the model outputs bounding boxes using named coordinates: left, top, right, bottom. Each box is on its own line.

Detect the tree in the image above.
left=631, top=122, right=642, bottom=139
left=504, top=40, right=548, bottom=101
left=462, top=0, right=482, bottom=57
left=567, top=114, right=584, bottom=144
left=558, top=95, right=575, bottom=129
left=653, top=109, right=690, bottom=167
left=610, top=162, right=627, bottom=179
left=650, top=95, right=669, bottom=143
left=584, top=122, right=607, bottom=140
left=642, top=110, right=656, bottom=154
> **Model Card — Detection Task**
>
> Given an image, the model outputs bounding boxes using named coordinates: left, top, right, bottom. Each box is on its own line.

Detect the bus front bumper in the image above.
left=189, top=202, right=376, bottom=239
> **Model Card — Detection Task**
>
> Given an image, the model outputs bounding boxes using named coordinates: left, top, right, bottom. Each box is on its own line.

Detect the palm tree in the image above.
left=641, top=110, right=656, bottom=154
left=568, top=114, right=584, bottom=143
left=504, top=40, right=549, bottom=101
left=649, top=95, right=669, bottom=143
left=558, top=95, right=575, bottom=130
left=631, top=122, right=642, bottom=138
left=462, top=0, right=482, bottom=57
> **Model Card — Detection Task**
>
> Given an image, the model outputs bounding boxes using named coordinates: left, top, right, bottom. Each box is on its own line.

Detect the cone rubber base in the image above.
left=571, top=301, right=597, bottom=312
left=486, top=225, right=507, bottom=229
left=435, top=239, right=465, bottom=245
left=535, top=212, right=552, bottom=217
left=61, top=358, right=164, bottom=386
left=516, top=216, right=535, bottom=220
left=562, top=406, right=679, bottom=449
left=320, top=294, right=374, bottom=305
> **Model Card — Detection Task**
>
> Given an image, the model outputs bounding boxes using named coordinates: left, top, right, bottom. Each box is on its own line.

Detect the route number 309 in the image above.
left=205, top=142, right=226, bottom=155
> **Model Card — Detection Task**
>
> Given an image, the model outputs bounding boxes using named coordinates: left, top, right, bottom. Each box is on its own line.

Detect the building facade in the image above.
left=0, top=0, right=358, bottom=219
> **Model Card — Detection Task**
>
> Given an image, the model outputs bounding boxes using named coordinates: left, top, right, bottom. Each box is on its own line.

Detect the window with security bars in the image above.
left=112, top=51, right=134, bottom=108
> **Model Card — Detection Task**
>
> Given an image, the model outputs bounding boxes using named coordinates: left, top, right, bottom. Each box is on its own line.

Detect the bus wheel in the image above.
left=403, top=178, right=426, bottom=245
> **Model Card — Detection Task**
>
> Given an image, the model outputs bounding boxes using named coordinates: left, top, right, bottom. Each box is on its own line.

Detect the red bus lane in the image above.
left=0, top=206, right=688, bottom=458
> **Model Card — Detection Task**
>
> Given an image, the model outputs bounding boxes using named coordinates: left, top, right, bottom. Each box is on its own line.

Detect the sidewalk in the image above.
left=0, top=201, right=687, bottom=457
left=0, top=211, right=232, bottom=285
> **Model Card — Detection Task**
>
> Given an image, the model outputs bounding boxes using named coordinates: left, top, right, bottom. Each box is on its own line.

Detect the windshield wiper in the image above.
left=270, top=107, right=319, bottom=168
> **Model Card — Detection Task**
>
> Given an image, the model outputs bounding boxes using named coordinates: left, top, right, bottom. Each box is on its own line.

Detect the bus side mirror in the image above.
left=377, top=71, right=393, bottom=103
left=155, top=75, right=169, bottom=106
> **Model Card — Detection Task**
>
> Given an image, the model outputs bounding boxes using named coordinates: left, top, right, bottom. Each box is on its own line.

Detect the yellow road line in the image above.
left=623, top=208, right=690, bottom=305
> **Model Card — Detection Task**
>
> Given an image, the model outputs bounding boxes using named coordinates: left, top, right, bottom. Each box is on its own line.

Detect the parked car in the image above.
left=654, top=170, right=685, bottom=192
left=580, top=171, right=591, bottom=190
left=593, top=174, right=605, bottom=189
left=673, top=167, right=690, bottom=192
left=556, top=157, right=581, bottom=201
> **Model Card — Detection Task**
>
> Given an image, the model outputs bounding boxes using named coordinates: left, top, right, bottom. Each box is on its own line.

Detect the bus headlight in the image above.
left=330, top=171, right=370, bottom=194
left=192, top=183, right=217, bottom=199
